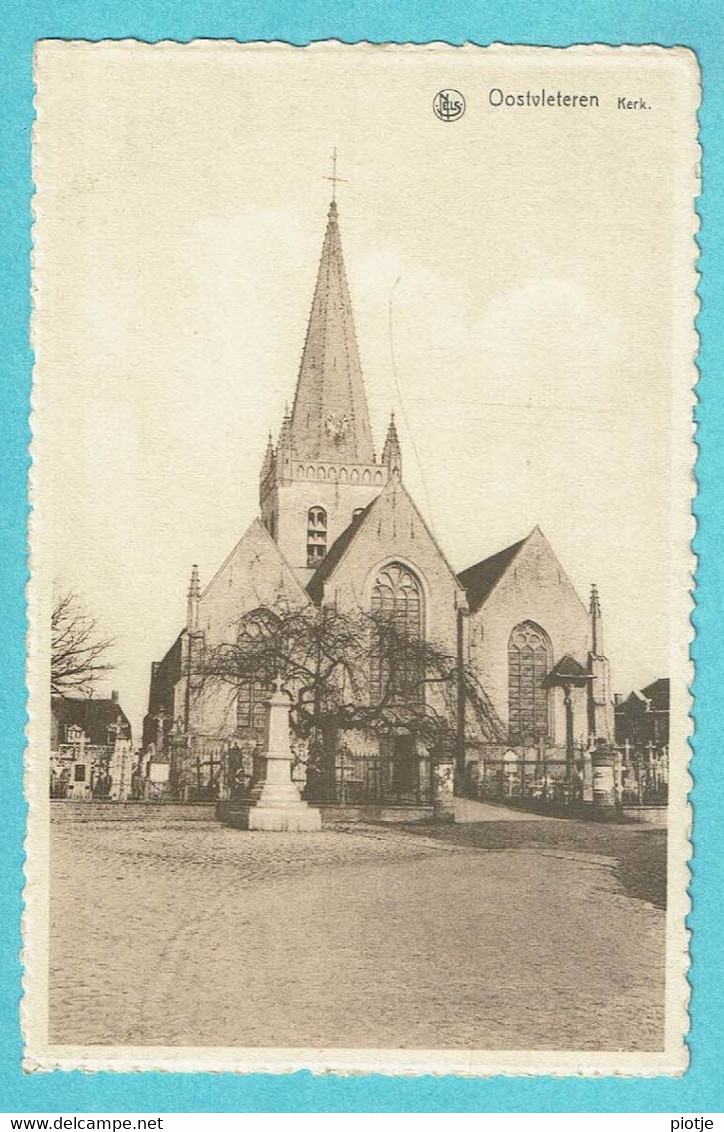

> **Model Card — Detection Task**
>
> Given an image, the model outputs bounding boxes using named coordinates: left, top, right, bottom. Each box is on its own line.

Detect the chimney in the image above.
left=111, top=690, right=119, bottom=704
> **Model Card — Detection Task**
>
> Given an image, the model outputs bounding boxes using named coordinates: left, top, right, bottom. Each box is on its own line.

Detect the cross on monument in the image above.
left=324, top=147, right=347, bottom=202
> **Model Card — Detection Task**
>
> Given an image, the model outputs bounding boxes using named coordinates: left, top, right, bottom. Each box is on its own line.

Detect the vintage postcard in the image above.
left=25, top=41, right=698, bottom=1076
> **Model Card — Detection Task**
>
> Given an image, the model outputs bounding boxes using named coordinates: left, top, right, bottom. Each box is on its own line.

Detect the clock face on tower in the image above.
left=325, top=412, right=350, bottom=444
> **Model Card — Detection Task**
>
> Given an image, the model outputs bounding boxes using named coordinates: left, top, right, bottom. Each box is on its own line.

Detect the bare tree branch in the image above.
left=195, top=604, right=505, bottom=779
left=51, top=586, right=116, bottom=698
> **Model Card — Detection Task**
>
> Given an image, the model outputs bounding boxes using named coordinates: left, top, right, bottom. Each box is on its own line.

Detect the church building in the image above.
left=143, top=196, right=614, bottom=806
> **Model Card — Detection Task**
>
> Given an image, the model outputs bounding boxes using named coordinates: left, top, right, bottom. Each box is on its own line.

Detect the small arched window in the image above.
left=307, top=506, right=327, bottom=566
left=508, top=621, right=551, bottom=743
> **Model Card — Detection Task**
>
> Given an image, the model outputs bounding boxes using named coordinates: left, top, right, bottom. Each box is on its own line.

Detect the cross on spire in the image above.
left=324, top=147, right=347, bottom=202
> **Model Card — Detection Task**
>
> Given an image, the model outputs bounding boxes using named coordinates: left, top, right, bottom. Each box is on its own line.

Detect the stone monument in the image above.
left=432, top=755, right=455, bottom=821
left=224, top=679, right=322, bottom=832
left=591, top=737, right=616, bottom=809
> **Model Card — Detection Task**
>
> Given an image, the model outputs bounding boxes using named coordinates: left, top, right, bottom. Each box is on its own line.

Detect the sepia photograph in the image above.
left=25, top=40, right=697, bottom=1076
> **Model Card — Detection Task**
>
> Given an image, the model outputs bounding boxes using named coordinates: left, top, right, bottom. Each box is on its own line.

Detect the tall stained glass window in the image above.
left=508, top=621, right=551, bottom=742
left=370, top=562, right=423, bottom=703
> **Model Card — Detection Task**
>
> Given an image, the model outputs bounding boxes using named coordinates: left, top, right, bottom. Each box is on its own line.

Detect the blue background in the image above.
left=1, top=0, right=721, bottom=1113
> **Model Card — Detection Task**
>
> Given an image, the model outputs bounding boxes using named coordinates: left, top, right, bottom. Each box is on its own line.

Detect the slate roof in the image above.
left=456, top=537, right=527, bottom=612
left=51, top=696, right=132, bottom=746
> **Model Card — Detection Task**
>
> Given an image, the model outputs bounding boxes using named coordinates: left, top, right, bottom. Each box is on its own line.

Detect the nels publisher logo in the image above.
left=433, top=89, right=466, bottom=122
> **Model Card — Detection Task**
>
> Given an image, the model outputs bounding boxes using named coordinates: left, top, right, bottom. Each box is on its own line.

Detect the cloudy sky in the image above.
left=34, top=42, right=697, bottom=738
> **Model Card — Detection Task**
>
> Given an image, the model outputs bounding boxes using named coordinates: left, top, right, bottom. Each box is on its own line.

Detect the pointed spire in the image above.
left=277, top=405, right=292, bottom=451
left=382, top=410, right=402, bottom=479
left=187, top=564, right=201, bottom=633
left=590, top=583, right=603, bottom=655
left=274, top=405, right=293, bottom=482
left=289, top=202, right=375, bottom=463
left=260, top=431, right=275, bottom=481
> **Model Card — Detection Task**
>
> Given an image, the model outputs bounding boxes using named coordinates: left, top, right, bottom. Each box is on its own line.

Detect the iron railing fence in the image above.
left=617, top=742, right=669, bottom=806
left=465, top=742, right=668, bottom=808
left=469, top=752, right=585, bottom=806
left=50, top=775, right=69, bottom=799
left=304, top=750, right=433, bottom=807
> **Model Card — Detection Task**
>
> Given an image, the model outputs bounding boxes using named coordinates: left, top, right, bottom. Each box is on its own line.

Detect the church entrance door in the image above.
left=390, top=733, right=418, bottom=801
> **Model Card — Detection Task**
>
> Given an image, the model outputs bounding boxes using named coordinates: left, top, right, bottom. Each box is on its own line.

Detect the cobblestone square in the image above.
left=49, top=806, right=665, bottom=1051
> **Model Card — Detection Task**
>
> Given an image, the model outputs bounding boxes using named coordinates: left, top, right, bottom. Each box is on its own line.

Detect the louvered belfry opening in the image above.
left=306, top=506, right=328, bottom=566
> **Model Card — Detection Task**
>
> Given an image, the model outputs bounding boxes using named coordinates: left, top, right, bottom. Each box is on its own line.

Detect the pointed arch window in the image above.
left=236, top=681, right=269, bottom=733
left=307, top=506, right=327, bottom=566
left=370, top=562, right=423, bottom=704
left=235, top=613, right=272, bottom=734
left=508, top=621, right=551, bottom=743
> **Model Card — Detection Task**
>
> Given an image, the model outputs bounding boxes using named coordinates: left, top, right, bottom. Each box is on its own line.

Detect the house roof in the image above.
left=456, top=537, right=527, bottom=613
left=616, top=690, right=649, bottom=710
left=641, top=677, right=670, bottom=710
left=51, top=696, right=132, bottom=746
left=616, top=678, right=670, bottom=714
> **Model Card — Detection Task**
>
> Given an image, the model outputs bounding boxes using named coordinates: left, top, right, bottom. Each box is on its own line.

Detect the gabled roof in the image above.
left=457, top=537, right=527, bottom=612
left=51, top=696, right=132, bottom=746
left=307, top=476, right=465, bottom=605
left=641, top=677, right=670, bottom=710
left=201, top=517, right=310, bottom=607
left=288, top=201, right=375, bottom=464
left=546, top=655, right=591, bottom=684
left=307, top=502, right=374, bottom=603
left=616, top=678, right=670, bottom=714
left=630, top=689, right=649, bottom=703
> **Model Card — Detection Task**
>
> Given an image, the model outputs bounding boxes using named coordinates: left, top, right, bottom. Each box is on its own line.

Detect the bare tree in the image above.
left=51, top=587, right=115, bottom=697
left=196, top=603, right=504, bottom=792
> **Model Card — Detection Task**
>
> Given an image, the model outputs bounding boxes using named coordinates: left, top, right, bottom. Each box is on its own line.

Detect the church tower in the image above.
left=260, top=199, right=392, bottom=576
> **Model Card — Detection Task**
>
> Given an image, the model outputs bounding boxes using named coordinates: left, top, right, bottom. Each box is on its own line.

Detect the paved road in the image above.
left=49, top=810, right=665, bottom=1051
left=454, top=796, right=559, bottom=823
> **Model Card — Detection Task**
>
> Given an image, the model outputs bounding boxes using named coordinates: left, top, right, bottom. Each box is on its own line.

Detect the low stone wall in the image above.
left=51, top=801, right=216, bottom=822
left=621, top=805, right=668, bottom=828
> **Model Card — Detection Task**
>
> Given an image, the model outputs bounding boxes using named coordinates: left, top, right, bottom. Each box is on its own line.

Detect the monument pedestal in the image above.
left=432, top=756, right=455, bottom=822
left=591, top=738, right=616, bottom=809
left=230, top=683, right=322, bottom=832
